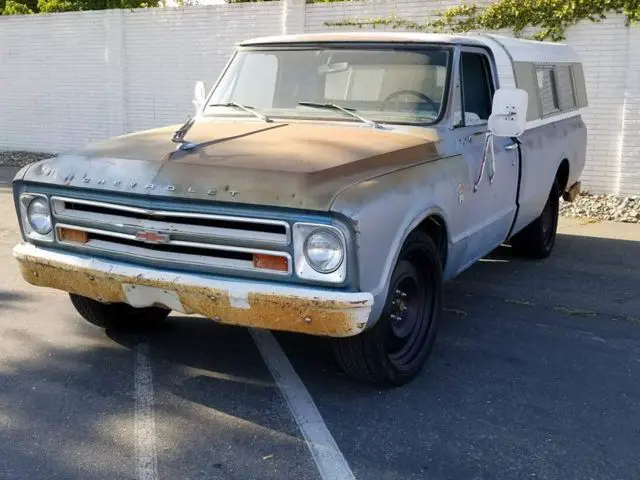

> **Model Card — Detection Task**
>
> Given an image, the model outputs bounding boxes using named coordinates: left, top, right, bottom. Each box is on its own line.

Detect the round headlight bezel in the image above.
left=303, top=228, right=344, bottom=274
left=27, top=197, right=52, bottom=235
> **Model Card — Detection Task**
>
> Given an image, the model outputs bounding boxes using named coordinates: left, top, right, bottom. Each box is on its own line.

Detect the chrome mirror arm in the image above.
left=473, top=132, right=496, bottom=192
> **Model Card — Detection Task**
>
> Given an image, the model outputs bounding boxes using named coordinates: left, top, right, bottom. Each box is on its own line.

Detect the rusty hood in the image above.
left=21, top=120, right=440, bottom=211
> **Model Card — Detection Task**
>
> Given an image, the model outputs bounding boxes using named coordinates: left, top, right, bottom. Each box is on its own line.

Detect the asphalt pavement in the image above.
left=1, top=187, right=639, bottom=480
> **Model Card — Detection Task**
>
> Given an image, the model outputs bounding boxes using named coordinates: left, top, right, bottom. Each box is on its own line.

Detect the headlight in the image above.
left=304, top=229, right=344, bottom=273
left=293, top=223, right=347, bottom=283
left=27, top=197, right=52, bottom=234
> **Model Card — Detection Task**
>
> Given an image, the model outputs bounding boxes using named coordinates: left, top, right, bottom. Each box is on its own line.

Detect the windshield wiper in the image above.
left=298, top=101, right=381, bottom=128
left=209, top=102, right=271, bottom=123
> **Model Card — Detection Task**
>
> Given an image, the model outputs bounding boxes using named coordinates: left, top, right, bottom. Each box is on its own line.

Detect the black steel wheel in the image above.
left=333, top=231, right=442, bottom=386
left=511, top=181, right=560, bottom=259
left=70, top=294, right=170, bottom=331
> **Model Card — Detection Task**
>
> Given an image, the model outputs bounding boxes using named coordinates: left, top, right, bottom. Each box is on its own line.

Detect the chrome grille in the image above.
left=50, top=196, right=292, bottom=276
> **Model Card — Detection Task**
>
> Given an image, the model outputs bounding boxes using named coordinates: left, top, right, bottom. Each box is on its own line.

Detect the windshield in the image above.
left=206, top=47, right=451, bottom=125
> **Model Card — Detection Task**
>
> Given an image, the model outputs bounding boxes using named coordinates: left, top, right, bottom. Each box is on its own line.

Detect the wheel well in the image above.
left=556, top=159, right=570, bottom=194
left=416, top=215, right=448, bottom=269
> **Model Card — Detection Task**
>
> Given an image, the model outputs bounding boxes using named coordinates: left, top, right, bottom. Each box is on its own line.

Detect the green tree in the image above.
left=2, top=0, right=33, bottom=14
left=37, top=0, right=161, bottom=12
left=1, top=0, right=161, bottom=13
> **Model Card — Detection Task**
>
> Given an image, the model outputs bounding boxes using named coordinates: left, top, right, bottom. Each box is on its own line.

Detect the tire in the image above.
left=333, top=231, right=442, bottom=387
left=510, top=181, right=560, bottom=259
left=69, top=293, right=170, bottom=330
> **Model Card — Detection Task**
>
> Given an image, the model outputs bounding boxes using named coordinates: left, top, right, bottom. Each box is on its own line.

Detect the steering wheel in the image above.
left=382, top=90, right=438, bottom=112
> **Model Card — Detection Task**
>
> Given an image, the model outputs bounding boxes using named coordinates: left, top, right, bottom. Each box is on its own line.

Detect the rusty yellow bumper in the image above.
left=13, top=243, right=373, bottom=337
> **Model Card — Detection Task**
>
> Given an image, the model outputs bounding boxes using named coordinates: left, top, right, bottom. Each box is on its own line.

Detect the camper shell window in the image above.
left=537, top=66, right=560, bottom=116
left=555, top=65, right=578, bottom=110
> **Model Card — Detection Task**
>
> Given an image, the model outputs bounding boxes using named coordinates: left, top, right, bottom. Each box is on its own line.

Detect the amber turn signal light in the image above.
left=253, top=253, right=288, bottom=272
left=58, top=227, right=88, bottom=244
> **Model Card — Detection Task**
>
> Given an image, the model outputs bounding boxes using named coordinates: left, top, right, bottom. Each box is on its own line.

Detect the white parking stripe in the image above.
left=134, top=341, right=158, bottom=480
left=250, top=329, right=356, bottom=480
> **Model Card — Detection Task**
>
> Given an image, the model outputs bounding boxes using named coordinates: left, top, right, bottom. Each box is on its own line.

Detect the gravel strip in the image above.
left=561, top=194, right=640, bottom=224
left=0, top=151, right=53, bottom=167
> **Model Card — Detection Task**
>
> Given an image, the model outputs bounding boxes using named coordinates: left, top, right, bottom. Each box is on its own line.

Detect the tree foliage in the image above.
left=326, top=0, right=640, bottom=41
left=2, top=0, right=33, bottom=13
left=2, top=0, right=160, bottom=14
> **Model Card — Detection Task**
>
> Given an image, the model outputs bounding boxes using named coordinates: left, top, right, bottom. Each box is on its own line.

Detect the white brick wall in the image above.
left=0, top=4, right=283, bottom=152
left=0, top=0, right=638, bottom=194
left=565, top=17, right=629, bottom=194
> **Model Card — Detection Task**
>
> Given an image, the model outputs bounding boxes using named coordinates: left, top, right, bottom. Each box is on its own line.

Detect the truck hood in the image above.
left=22, top=120, right=440, bottom=211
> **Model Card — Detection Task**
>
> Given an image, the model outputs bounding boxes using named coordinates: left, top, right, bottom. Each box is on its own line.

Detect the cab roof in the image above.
left=240, top=32, right=581, bottom=64
left=240, top=32, right=486, bottom=47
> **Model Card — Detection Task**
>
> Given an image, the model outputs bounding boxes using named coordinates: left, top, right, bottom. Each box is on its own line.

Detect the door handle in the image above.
left=467, top=131, right=486, bottom=142
left=504, top=142, right=519, bottom=151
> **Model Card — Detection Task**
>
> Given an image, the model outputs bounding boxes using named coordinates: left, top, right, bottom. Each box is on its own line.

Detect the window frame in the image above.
left=455, top=46, right=498, bottom=129
left=555, top=64, right=578, bottom=111
left=203, top=43, right=456, bottom=127
left=535, top=64, right=562, bottom=117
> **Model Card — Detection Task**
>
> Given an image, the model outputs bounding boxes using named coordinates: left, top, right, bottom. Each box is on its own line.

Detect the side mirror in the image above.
left=488, top=88, right=528, bottom=137
left=193, top=80, right=206, bottom=114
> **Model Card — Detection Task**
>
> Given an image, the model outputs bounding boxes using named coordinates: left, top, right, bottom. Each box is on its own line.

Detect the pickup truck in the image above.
left=12, top=32, right=587, bottom=386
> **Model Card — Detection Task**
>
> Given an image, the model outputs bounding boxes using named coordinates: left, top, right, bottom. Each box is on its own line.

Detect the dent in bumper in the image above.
left=13, top=243, right=373, bottom=337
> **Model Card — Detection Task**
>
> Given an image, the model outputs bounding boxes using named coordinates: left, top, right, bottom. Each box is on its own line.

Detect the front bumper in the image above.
left=13, top=243, right=373, bottom=337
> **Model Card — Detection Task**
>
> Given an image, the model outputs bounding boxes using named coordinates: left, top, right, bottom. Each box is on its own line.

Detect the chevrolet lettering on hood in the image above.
left=11, top=32, right=587, bottom=387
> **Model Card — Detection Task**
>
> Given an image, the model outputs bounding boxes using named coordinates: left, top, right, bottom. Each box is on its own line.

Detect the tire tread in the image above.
left=69, top=294, right=169, bottom=330
left=332, top=231, right=442, bottom=387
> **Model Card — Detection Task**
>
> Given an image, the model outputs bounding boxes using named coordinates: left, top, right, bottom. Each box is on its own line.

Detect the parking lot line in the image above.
left=135, top=340, right=158, bottom=480
left=250, top=329, right=356, bottom=480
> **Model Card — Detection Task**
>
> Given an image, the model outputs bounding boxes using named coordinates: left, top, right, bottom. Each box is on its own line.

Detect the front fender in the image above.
left=331, top=158, right=465, bottom=325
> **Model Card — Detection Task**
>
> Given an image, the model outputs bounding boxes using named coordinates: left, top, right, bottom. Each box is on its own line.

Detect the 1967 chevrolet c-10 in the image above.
left=12, top=32, right=587, bottom=386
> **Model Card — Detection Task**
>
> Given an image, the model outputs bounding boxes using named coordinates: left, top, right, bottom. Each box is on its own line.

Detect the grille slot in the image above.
left=51, top=197, right=292, bottom=276
left=88, top=232, right=254, bottom=261
left=65, top=201, right=286, bottom=235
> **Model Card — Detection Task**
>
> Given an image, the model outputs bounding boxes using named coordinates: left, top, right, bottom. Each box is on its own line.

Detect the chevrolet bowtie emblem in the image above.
left=135, top=230, right=170, bottom=245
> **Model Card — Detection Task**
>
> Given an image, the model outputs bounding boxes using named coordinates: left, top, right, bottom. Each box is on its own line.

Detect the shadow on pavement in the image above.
left=0, top=325, right=138, bottom=480
left=0, top=290, right=35, bottom=312
left=1, top=316, right=317, bottom=480
left=93, top=229, right=639, bottom=479
left=4, top=229, right=638, bottom=479
left=107, top=318, right=286, bottom=429
left=106, top=317, right=317, bottom=480
left=273, top=231, right=640, bottom=479
left=449, top=233, right=640, bottom=319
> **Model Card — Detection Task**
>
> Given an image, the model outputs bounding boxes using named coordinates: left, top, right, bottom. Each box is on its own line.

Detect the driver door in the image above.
left=454, top=47, right=520, bottom=265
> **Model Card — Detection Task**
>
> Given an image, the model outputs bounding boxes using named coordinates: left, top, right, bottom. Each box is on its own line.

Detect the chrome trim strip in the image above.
left=55, top=223, right=293, bottom=276
left=50, top=196, right=291, bottom=245
left=51, top=211, right=287, bottom=246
